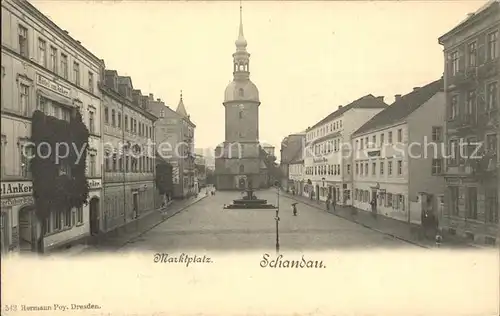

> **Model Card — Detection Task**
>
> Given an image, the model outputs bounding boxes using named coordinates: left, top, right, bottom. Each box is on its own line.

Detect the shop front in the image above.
left=0, top=181, right=37, bottom=253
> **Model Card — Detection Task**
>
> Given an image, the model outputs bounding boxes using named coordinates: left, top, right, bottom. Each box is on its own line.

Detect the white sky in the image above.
left=34, top=0, right=486, bottom=156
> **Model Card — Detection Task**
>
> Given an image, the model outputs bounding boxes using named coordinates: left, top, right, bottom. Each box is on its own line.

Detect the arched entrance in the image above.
left=18, top=206, right=37, bottom=252
left=89, top=197, right=100, bottom=236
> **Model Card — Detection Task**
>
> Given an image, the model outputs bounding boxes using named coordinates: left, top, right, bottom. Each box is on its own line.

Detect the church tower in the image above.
left=215, top=3, right=265, bottom=190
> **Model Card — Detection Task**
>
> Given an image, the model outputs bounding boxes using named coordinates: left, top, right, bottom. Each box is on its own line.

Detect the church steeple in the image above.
left=232, top=1, right=250, bottom=80
left=176, top=90, right=188, bottom=117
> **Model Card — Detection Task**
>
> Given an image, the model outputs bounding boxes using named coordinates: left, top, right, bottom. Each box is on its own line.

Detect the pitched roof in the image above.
left=309, top=94, right=388, bottom=130
left=353, top=78, right=443, bottom=136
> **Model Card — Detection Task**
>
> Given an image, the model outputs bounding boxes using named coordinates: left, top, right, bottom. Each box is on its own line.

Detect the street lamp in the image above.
left=274, top=181, right=280, bottom=254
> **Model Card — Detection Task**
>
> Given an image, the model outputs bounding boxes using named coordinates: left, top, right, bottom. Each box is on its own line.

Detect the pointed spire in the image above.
left=235, top=0, right=247, bottom=49
left=176, top=89, right=188, bottom=117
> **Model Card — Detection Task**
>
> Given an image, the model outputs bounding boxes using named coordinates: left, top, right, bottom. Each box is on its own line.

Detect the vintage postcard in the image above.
left=1, top=0, right=499, bottom=315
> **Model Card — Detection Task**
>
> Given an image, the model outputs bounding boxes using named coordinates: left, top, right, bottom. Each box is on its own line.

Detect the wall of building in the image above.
left=1, top=0, right=104, bottom=253
left=224, top=102, right=259, bottom=142
left=407, top=92, right=446, bottom=215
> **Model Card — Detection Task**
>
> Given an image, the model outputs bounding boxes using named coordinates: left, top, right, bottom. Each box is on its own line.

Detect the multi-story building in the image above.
left=438, top=0, right=498, bottom=245
left=280, top=132, right=305, bottom=191
left=194, top=153, right=206, bottom=191
left=303, top=95, right=387, bottom=205
left=148, top=92, right=196, bottom=199
left=101, top=70, right=157, bottom=233
left=1, top=0, right=104, bottom=253
left=352, top=79, right=445, bottom=223
left=287, top=134, right=306, bottom=196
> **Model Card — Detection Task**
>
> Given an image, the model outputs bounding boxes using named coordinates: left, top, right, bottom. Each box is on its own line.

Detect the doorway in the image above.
left=18, top=206, right=37, bottom=252
left=133, top=193, right=139, bottom=218
left=89, top=197, right=100, bottom=236
left=315, top=185, right=320, bottom=200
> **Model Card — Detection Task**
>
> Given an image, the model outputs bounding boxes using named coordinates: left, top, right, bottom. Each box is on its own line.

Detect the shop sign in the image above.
left=88, top=179, right=102, bottom=190
left=1, top=181, right=33, bottom=197
left=37, top=73, right=71, bottom=98
left=1, top=196, right=34, bottom=208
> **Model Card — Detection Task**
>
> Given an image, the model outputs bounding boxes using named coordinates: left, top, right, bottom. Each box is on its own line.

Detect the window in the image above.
left=466, top=90, right=475, bottom=115
left=372, top=135, right=376, bottom=147
left=380, top=133, right=384, bottom=146
left=388, top=131, right=393, bottom=143
left=117, top=112, right=121, bottom=128
left=54, top=210, right=62, bottom=230
left=38, top=38, right=46, bottom=66
left=104, top=107, right=109, bottom=124
left=37, top=96, right=47, bottom=113
left=387, top=193, right=393, bottom=207
left=364, top=163, right=368, bottom=175
left=20, top=143, right=34, bottom=178
left=61, top=54, right=68, bottom=79
left=448, top=186, right=459, bottom=216
left=380, top=161, right=384, bottom=175
left=397, top=160, right=402, bottom=175
left=19, top=84, right=29, bottom=116
left=18, top=25, right=28, bottom=57
left=486, top=82, right=498, bottom=111
left=431, top=126, right=443, bottom=142
left=88, top=72, right=94, bottom=93
left=346, top=164, right=351, bottom=175
left=468, top=41, right=477, bottom=67
left=388, top=161, right=393, bottom=175
left=50, top=46, right=57, bottom=73
left=124, top=115, right=128, bottom=131
left=89, top=154, right=96, bottom=177
left=360, top=138, right=364, bottom=149
left=449, top=95, right=458, bottom=119
left=239, top=88, right=244, bottom=97
left=488, top=31, right=498, bottom=60
left=485, top=189, right=498, bottom=223
left=89, top=110, right=95, bottom=133
left=64, top=208, right=72, bottom=227
left=355, top=163, right=359, bottom=175
left=372, top=162, right=376, bottom=175
left=432, top=159, right=443, bottom=175
left=397, top=129, right=402, bottom=142
left=73, top=62, right=80, bottom=86
left=466, top=187, right=478, bottom=220
left=448, top=139, right=459, bottom=165
left=160, top=110, right=164, bottom=118
left=450, top=51, right=459, bottom=75
left=76, top=207, right=83, bottom=224
left=486, top=134, right=497, bottom=155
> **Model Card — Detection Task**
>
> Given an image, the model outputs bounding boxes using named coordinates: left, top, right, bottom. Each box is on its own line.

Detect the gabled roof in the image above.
left=308, top=94, right=388, bottom=131
left=353, top=78, right=443, bottom=136
left=117, top=76, right=133, bottom=88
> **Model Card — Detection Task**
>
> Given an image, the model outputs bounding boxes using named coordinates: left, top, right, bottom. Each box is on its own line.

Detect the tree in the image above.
left=155, top=153, right=173, bottom=199
left=31, top=110, right=89, bottom=253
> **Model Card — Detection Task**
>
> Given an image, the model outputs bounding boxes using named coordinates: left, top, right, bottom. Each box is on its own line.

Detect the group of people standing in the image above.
left=325, top=192, right=336, bottom=211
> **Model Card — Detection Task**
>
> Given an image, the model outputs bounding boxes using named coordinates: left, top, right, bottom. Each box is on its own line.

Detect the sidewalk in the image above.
left=79, top=194, right=208, bottom=253
left=282, top=192, right=475, bottom=249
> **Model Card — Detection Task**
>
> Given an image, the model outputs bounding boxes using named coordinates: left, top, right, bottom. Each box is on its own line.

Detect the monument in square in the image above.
left=214, top=3, right=270, bottom=191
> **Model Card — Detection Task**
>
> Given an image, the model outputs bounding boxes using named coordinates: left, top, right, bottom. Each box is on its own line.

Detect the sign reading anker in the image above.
left=37, top=73, right=71, bottom=98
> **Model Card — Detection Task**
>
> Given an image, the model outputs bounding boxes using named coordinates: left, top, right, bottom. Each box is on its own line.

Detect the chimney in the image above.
left=376, top=96, right=384, bottom=102
left=157, top=98, right=161, bottom=102
left=338, top=105, right=343, bottom=110
left=395, top=94, right=402, bottom=101
left=467, top=13, right=474, bottom=18
left=63, top=30, right=69, bottom=34
left=413, top=87, right=420, bottom=91
left=76, top=40, right=81, bottom=45
left=149, top=93, right=154, bottom=100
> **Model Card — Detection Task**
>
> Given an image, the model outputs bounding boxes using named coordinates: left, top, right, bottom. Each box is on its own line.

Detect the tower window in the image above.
left=239, top=88, right=244, bottom=97
left=239, top=165, right=244, bottom=173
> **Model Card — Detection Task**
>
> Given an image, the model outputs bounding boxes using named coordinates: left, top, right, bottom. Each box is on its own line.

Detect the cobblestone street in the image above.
left=117, top=189, right=412, bottom=253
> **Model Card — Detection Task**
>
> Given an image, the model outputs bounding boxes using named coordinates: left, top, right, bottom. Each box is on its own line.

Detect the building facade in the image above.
left=303, top=95, right=387, bottom=205
left=352, top=79, right=446, bottom=223
left=101, top=70, right=157, bottom=233
left=280, top=133, right=305, bottom=192
left=438, top=0, right=499, bottom=245
left=215, top=5, right=267, bottom=190
left=148, top=93, right=196, bottom=199
left=194, top=153, right=207, bottom=191
left=1, top=0, right=104, bottom=253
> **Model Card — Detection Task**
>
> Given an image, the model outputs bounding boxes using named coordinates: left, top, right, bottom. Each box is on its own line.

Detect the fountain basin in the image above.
left=224, top=188, right=276, bottom=209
